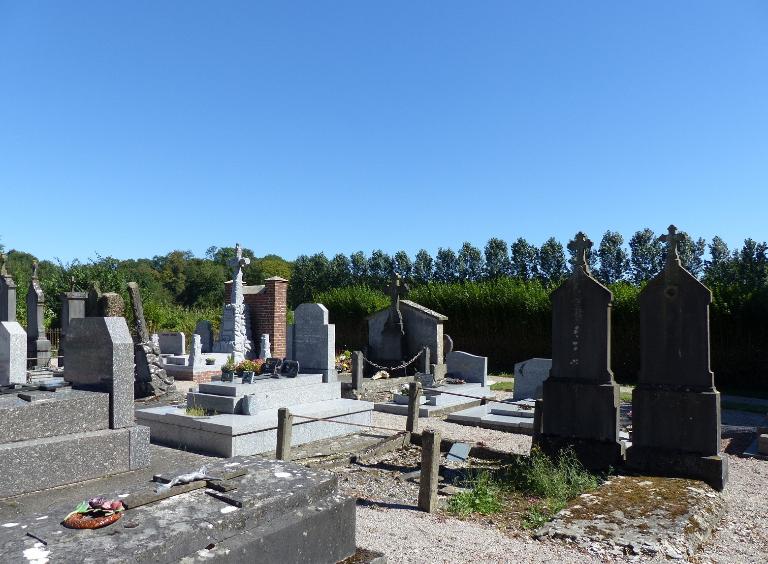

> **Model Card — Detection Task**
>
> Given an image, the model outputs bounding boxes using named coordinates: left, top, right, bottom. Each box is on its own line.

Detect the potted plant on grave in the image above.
left=205, top=357, right=215, bottom=366
left=221, top=357, right=236, bottom=381
left=236, top=359, right=260, bottom=382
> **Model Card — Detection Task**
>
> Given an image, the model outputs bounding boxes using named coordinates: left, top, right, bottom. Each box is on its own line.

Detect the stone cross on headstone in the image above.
left=0, top=253, right=17, bottom=323
left=228, top=243, right=251, bottom=306
left=660, top=224, right=683, bottom=267
left=384, top=273, right=408, bottom=335
left=567, top=231, right=593, bottom=274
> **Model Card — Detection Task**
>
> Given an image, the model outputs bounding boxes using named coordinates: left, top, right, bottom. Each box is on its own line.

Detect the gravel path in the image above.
left=356, top=410, right=768, bottom=564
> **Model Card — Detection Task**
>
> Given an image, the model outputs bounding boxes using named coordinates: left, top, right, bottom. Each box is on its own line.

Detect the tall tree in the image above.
left=596, top=230, right=628, bottom=284
left=288, top=253, right=330, bottom=306
left=413, top=249, right=433, bottom=284
left=457, top=242, right=484, bottom=281
left=704, top=236, right=732, bottom=284
left=349, top=251, right=368, bottom=282
left=434, top=247, right=459, bottom=283
left=538, top=238, right=568, bottom=284
left=328, top=253, right=352, bottom=288
left=737, top=238, right=768, bottom=288
left=484, top=237, right=511, bottom=279
left=629, top=228, right=664, bottom=283
left=393, top=250, right=414, bottom=280
left=510, top=238, right=538, bottom=280
left=677, top=232, right=707, bottom=277
left=367, top=250, right=393, bottom=287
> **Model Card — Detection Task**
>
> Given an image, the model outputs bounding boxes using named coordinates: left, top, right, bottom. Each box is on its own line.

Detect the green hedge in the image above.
left=315, top=280, right=768, bottom=391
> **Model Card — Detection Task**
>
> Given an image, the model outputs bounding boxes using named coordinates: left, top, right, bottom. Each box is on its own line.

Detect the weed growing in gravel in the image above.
left=185, top=406, right=206, bottom=416
left=447, top=447, right=600, bottom=530
left=448, top=472, right=503, bottom=516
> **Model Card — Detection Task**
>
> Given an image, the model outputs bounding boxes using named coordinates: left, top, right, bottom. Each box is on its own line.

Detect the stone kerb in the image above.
left=64, top=317, right=135, bottom=429
left=446, top=351, right=487, bottom=386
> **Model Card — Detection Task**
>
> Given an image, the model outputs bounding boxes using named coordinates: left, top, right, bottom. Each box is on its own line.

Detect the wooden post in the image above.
left=406, top=381, right=422, bottom=433
left=418, top=429, right=441, bottom=513
left=276, top=407, right=293, bottom=461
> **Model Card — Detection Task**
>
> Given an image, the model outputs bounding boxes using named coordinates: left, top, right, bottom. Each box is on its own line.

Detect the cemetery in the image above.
left=0, top=225, right=766, bottom=563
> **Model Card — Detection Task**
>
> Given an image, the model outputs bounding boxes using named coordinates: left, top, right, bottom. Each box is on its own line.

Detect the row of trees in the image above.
left=289, top=229, right=760, bottom=305
left=0, top=242, right=292, bottom=329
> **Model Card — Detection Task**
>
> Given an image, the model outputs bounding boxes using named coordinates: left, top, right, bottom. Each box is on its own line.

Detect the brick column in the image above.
left=263, top=277, right=288, bottom=358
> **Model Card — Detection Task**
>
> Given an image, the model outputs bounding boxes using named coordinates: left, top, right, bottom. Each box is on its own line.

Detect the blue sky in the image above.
left=1, top=2, right=766, bottom=262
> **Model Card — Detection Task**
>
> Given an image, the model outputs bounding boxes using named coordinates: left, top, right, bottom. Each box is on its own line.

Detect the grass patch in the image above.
left=185, top=406, right=207, bottom=416
left=447, top=472, right=502, bottom=516
left=490, top=381, right=514, bottom=392
left=491, top=373, right=515, bottom=379
left=620, top=391, right=633, bottom=403
left=447, top=447, right=601, bottom=530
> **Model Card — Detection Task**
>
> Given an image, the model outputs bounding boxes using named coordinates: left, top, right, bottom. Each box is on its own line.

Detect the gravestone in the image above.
left=86, top=281, right=102, bottom=316
left=379, top=274, right=408, bottom=361
left=213, top=243, right=253, bottom=362
left=513, top=358, right=552, bottom=400
left=128, top=282, right=174, bottom=397
left=64, top=316, right=135, bottom=429
left=0, top=253, right=16, bottom=323
left=626, top=225, right=728, bottom=490
left=159, top=332, right=185, bottom=355
left=60, top=284, right=87, bottom=366
left=189, top=334, right=203, bottom=368
left=287, top=303, right=336, bottom=383
left=443, top=334, right=454, bottom=356
left=0, top=322, right=26, bottom=385
left=260, top=333, right=271, bottom=360
left=194, top=320, right=213, bottom=353
left=446, top=351, right=487, bottom=385
left=536, top=232, right=622, bottom=469
left=26, top=261, right=51, bottom=368
left=98, top=292, right=125, bottom=317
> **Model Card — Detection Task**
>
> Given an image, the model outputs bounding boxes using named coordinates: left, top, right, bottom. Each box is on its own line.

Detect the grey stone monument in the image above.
left=64, top=316, right=135, bottom=429
left=86, top=281, right=102, bottom=317
left=260, top=333, right=271, bottom=360
left=26, top=261, right=51, bottom=368
left=159, top=332, right=185, bottom=355
left=60, top=279, right=87, bottom=366
left=513, top=357, right=552, bottom=400
left=536, top=232, right=622, bottom=469
left=626, top=225, right=728, bottom=490
left=189, top=334, right=203, bottom=368
left=379, top=273, right=408, bottom=361
left=128, top=282, right=174, bottom=397
left=287, top=303, right=336, bottom=382
left=213, top=243, right=253, bottom=362
left=0, top=321, right=26, bottom=385
left=0, top=253, right=17, bottom=323
left=446, top=351, right=487, bottom=386
left=194, top=320, right=213, bottom=353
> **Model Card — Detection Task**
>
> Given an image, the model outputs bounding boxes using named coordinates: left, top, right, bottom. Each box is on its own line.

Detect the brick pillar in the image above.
left=263, top=277, right=288, bottom=358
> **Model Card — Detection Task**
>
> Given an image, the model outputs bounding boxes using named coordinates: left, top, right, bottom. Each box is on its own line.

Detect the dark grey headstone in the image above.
left=0, top=254, right=16, bottom=323
left=537, top=232, right=622, bottom=469
left=627, top=226, right=727, bottom=490
left=64, top=316, right=135, bottom=429
left=26, top=262, right=50, bottom=368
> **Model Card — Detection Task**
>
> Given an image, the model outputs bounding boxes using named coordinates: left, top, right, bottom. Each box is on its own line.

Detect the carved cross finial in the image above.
left=660, top=224, right=682, bottom=266
left=0, top=253, right=6, bottom=276
left=31, top=260, right=39, bottom=279
left=387, top=272, right=409, bottom=303
left=567, top=232, right=593, bottom=274
left=228, top=243, right=250, bottom=270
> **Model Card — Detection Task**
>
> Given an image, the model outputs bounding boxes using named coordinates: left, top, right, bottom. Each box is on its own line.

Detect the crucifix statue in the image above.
left=31, top=260, right=39, bottom=279
left=660, top=224, right=683, bottom=267
left=384, top=273, right=409, bottom=335
left=228, top=243, right=251, bottom=305
left=0, top=253, right=6, bottom=276
left=567, top=232, right=593, bottom=275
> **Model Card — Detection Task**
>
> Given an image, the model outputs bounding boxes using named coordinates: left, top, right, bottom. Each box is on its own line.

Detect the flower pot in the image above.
left=241, top=371, right=256, bottom=384
left=221, top=370, right=234, bottom=382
